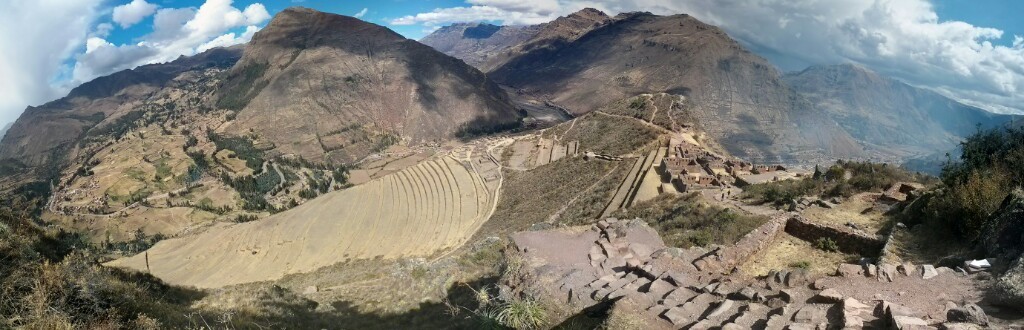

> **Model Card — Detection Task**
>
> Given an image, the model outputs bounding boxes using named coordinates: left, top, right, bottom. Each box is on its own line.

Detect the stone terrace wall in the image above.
left=693, top=213, right=791, bottom=273
left=785, top=216, right=884, bottom=256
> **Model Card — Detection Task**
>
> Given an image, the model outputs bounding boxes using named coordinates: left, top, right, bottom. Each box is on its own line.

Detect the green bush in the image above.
left=742, top=160, right=930, bottom=206
left=815, top=237, right=839, bottom=252
left=899, top=127, right=1024, bottom=242
left=613, top=193, right=768, bottom=248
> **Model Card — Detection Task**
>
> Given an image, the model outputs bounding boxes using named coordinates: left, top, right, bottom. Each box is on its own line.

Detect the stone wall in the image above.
left=784, top=216, right=884, bottom=256
left=693, top=213, right=791, bottom=273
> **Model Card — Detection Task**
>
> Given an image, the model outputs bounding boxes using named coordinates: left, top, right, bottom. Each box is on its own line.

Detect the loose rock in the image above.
left=946, top=303, right=988, bottom=326
left=921, top=264, right=939, bottom=280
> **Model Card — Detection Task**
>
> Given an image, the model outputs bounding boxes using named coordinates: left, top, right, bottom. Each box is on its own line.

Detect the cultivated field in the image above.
left=108, top=154, right=498, bottom=288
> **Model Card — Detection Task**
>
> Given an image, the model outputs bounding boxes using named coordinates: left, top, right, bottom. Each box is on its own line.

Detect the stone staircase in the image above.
left=509, top=218, right=998, bottom=329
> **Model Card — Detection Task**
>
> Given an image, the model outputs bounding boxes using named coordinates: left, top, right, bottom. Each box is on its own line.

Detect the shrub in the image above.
left=815, top=237, right=839, bottom=252
left=613, top=193, right=768, bottom=248
left=497, top=298, right=546, bottom=330
left=899, top=127, right=1024, bottom=242
left=789, top=260, right=811, bottom=269
left=742, top=160, right=930, bottom=205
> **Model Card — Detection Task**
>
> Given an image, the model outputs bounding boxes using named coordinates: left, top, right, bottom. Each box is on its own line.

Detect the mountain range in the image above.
left=1, top=6, right=1017, bottom=182
left=420, top=8, right=1018, bottom=165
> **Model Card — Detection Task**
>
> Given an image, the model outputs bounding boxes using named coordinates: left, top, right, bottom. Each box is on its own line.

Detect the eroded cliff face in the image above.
left=219, top=7, right=522, bottom=164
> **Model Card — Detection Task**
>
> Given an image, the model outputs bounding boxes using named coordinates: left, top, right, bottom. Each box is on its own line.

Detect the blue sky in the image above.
left=2, top=0, right=1024, bottom=129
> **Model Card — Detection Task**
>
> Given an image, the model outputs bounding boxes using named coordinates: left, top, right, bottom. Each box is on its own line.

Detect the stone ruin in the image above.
left=503, top=217, right=1008, bottom=329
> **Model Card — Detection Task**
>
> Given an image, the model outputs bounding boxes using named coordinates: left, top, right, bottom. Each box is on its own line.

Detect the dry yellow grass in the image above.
left=107, top=155, right=498, bottom=288
left=801, top=192, right=887, bottom=234
left=741, top=233, right=857, bottom=278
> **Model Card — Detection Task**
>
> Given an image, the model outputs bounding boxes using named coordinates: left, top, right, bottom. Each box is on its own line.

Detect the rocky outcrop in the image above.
left=980, top=190, right=1024, bottom=310
left=981, top=189, right=1024, bottom=263
left=991, top=255, right=1024, bottom=310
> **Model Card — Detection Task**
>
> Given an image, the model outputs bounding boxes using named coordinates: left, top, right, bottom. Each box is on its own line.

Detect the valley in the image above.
left=0, top=5, right=1021, bottom=330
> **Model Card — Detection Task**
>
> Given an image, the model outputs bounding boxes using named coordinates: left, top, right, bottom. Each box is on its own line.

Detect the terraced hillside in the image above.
left=108, top=154, right=498, bottom=288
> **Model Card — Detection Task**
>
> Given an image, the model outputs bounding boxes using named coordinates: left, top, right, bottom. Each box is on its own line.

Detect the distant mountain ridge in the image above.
left=784, top=64, right=1018, bottom=156
left=422, top=9, right=1018, bottom=164
left=428, top=9, right=860, bottom=163
left=421, top=8, right=612, bottom=72
left=419, top=22, right=542, bottom=68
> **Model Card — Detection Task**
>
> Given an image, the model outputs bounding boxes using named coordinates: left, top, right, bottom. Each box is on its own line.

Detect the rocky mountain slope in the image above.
left=219, top=7, right=522, bottom=164
left=418, top=23, right=541, bottom=68
left=784, top=64, right=1017, bottom=156
left=481, top=11, right=859, bottom=162
left=0, top=46, right=242, bottom=171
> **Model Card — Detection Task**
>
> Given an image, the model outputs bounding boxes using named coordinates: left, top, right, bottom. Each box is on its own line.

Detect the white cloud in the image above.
left=391, top=6, right=557, bottom=26
left=396, top=0, right=1024, bottom=115
left=197, top=25, right=259, bottom=52
left=0, top=0, right=271, bottom=128
left=354, top=8, right=368, bottom=18
left=467, top=0, right=560, bottom=15
left=71, top=0, right=270, bottom=84
left=93, top=23, right=114, bottom=38
left=112, top=0, right=159, bottom=28
left=0, top=0, right=103, bottom=126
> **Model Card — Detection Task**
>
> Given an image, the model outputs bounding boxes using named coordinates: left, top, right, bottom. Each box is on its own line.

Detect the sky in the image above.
left=1, top=0, right=1023, bottom=129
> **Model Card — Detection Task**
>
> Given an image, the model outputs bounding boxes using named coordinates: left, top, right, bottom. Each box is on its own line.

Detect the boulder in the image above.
left=785, top=268, right=810, bottom=287
left=942, top=323, right=983, bottom=330
left=879, top=263, right=898, bottom=282
left=731, top=286, right=758, bottom=301
left=945, top=303, right=988, bottom=326
left=921, top=265, right=939, bottom=280
left=837, top=263, right=864, bottom=277
left=661, top=306, right=689, bottom=326
left=302, top=285, right=318, bottom=294
left=898, top=262, right=915, bottom=276
left=843, top=297, right=870, bottom=311
left=814, top=288, right=843, bottom=303
left=980, top=189, right=1024, bottom=263
left=706, top=299, right=735, bottom=319
left=891, top=315, right=930, bottom=329
left=866, top=264, right=878, bottom=277
left=645, top=279, right=676, bottom=299
left=779, top=288, right=797, bottom=303
left=793, top=306, right=824, bottom=323
left=765, top=297, right=787, bottom=309
left=991, top=254, right=1024, bottom=309
left=663, top=271, right=688, bottom=287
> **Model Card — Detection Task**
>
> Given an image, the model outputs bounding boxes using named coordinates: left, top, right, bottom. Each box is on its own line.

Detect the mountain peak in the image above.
left=567, top=8, right=608, bottom=19
left=256, top=6, right=404, bottom=46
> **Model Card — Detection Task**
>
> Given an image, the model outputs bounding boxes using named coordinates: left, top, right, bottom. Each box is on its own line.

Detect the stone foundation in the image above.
left=784, top=216, right=884, bottom=256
